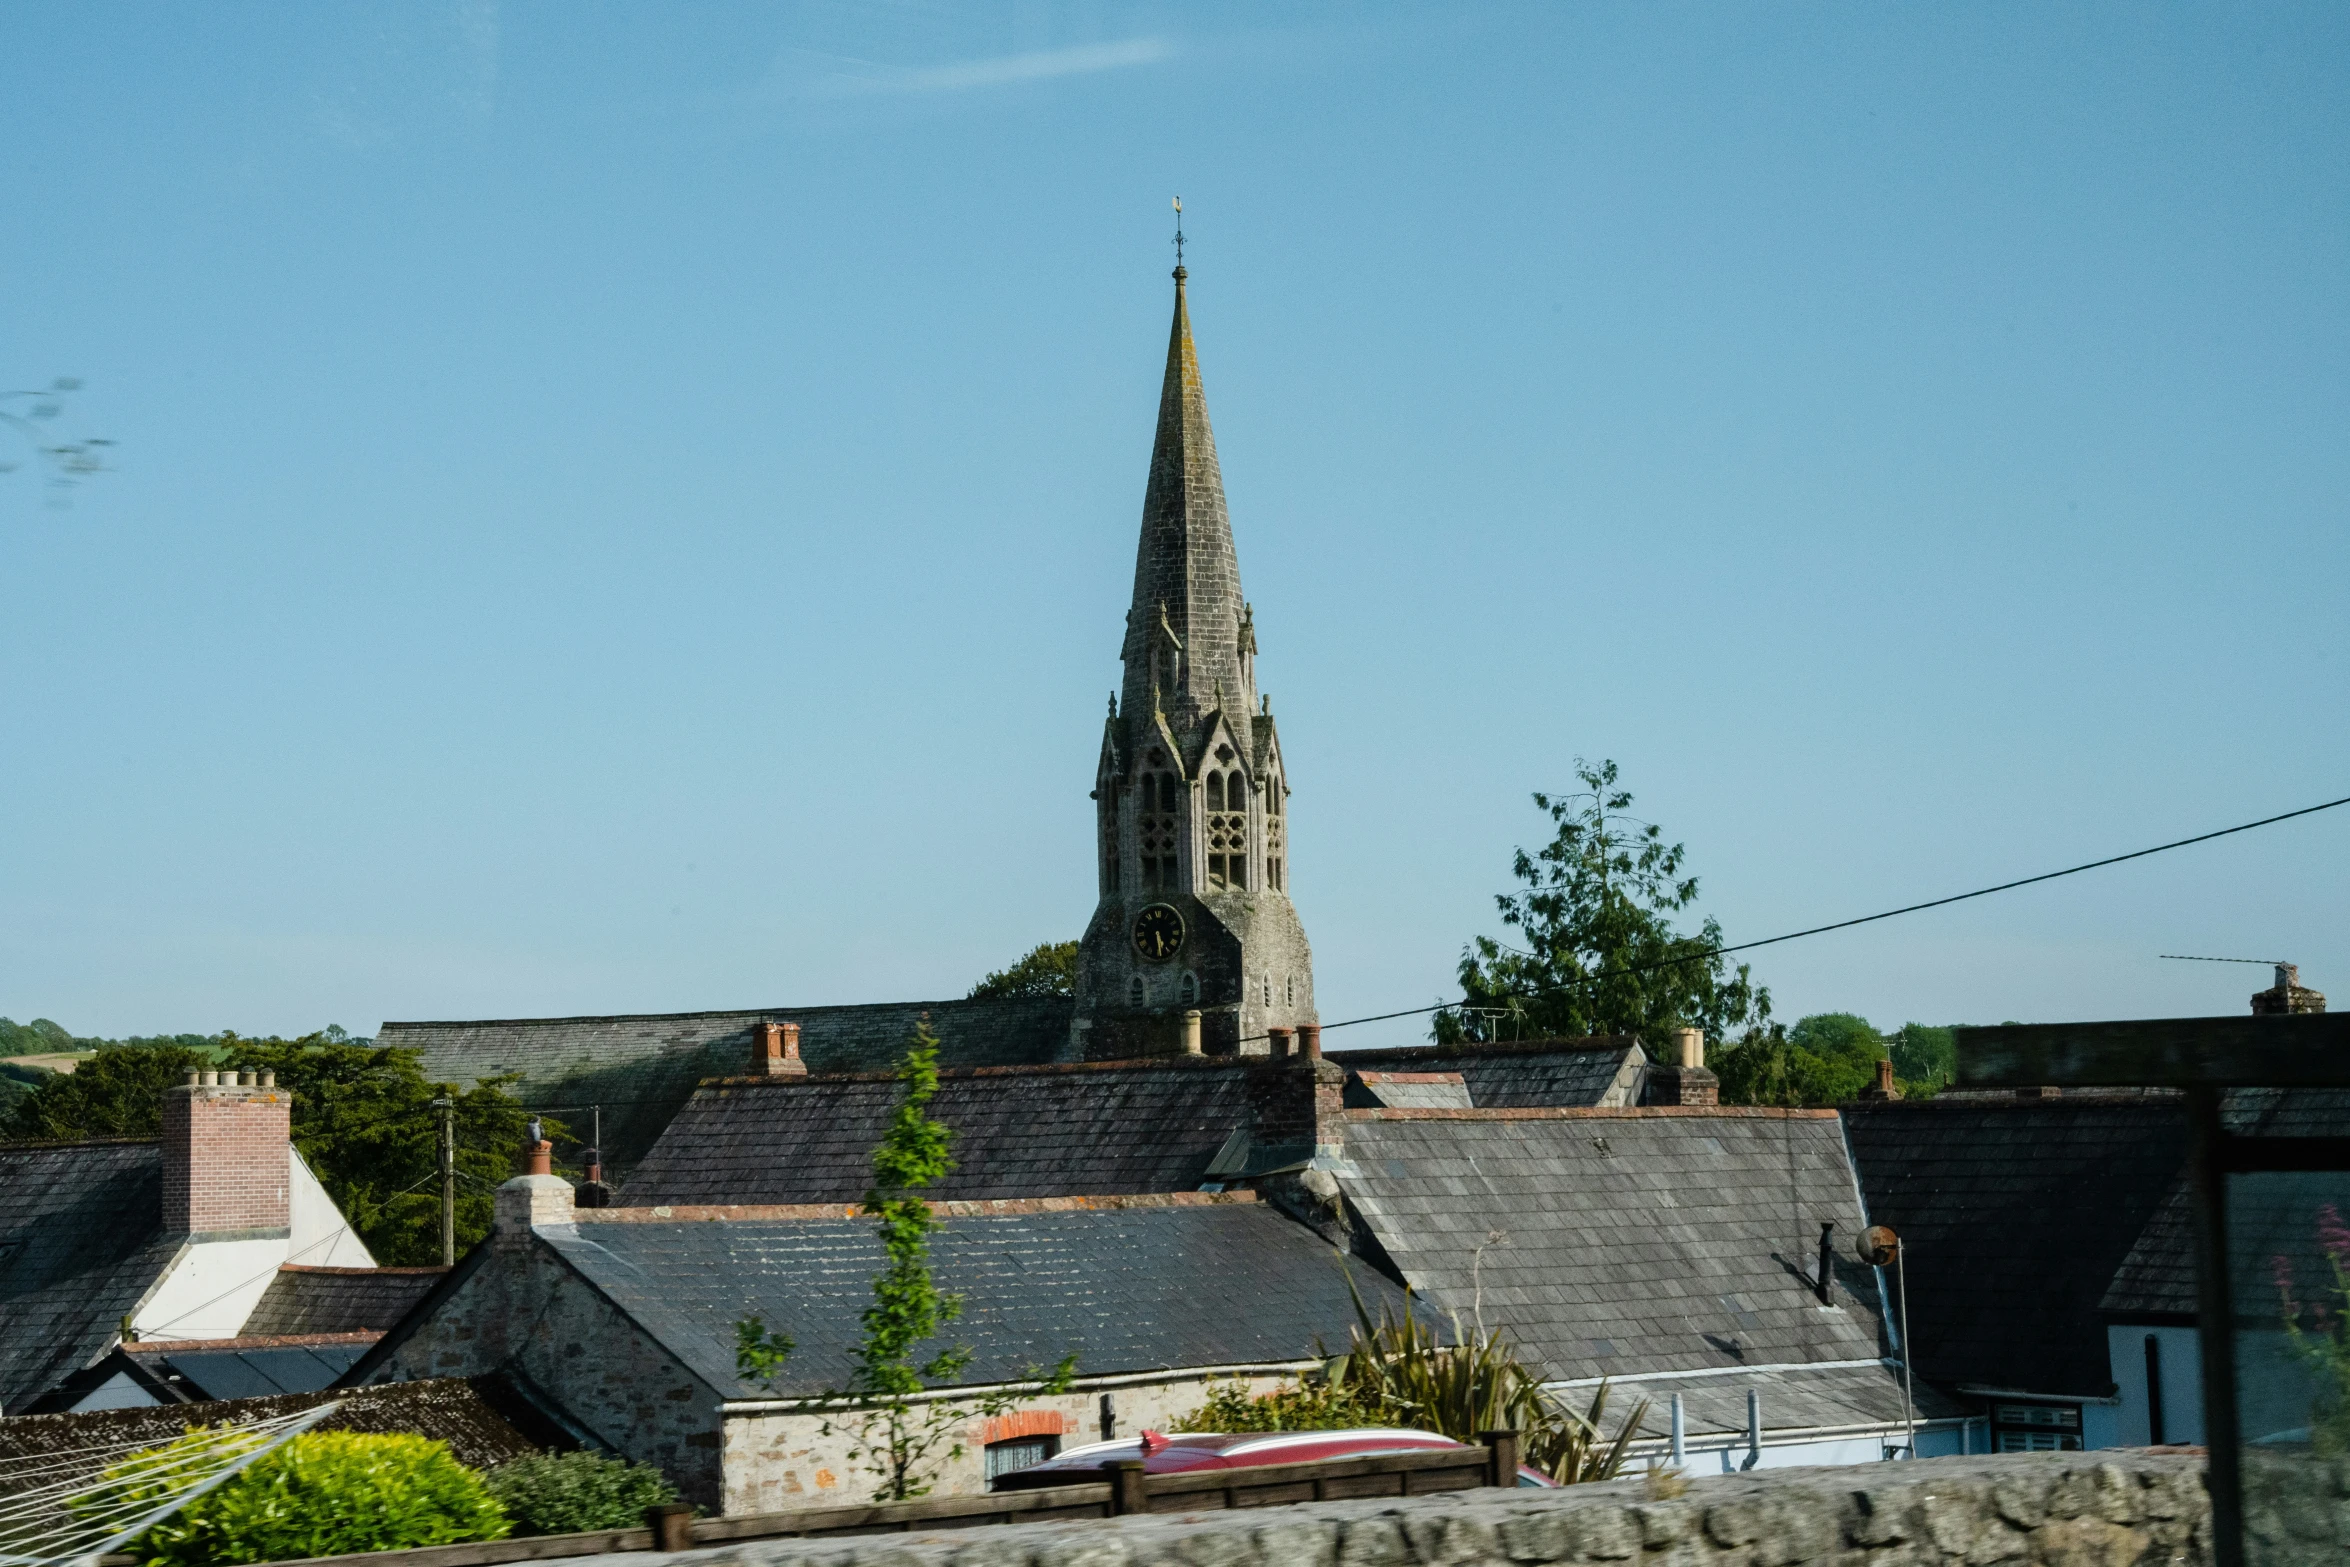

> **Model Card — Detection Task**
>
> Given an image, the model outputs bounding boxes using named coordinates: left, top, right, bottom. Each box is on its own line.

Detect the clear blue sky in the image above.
left=4, top=3, right=2344, bottom=1048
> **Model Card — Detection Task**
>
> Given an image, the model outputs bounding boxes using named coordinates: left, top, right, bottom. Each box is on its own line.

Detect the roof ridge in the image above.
left=126, top=1331, right=383, bottom=1353
left=594, top=1191, right=1260, bottom=1222
left=693, top=1054, right=1287, bottom=1090
left=275, top=1264, right=450, bottom=1276
left=1342, top=1105, right=1840, bottom=1121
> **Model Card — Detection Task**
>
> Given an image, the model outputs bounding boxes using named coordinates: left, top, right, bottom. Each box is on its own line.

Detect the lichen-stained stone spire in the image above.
left=1072, top=265, right=1316, bottom=1063
left=1122, top=265, right=1253, bottom=731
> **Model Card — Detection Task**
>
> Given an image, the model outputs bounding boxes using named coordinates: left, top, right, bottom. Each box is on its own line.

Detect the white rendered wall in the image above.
left=131, top=1237, right=285, bottom=1341
left=289, top=1148, right=375, bottom=1267
left=130, top=1151, right=373, bottom=1341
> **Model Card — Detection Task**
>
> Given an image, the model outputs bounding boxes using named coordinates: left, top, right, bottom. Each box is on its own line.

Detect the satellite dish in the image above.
left=1858, top=1225, right=1899, bottom=1267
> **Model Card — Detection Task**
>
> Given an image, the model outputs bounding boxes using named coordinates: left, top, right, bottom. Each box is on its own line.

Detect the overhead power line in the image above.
left=1291, top=790, right=2350, bottom=1041
left=2158, top=954, right=2285, bottom=966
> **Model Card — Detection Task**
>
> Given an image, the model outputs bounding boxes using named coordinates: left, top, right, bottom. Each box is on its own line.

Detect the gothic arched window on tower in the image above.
left=1263, top=773, right=1285, bottom=891
left=1129, top=976, right=1146, bottom=1008
left=1206, top=768, right=1248, bottom=890
left=1179, top=971, right=1200, bottom=1005
left=1139, top=757, right=1180, bottom=892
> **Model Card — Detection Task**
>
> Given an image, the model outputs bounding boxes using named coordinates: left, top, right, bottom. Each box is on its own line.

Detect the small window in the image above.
left=1129, top=976, right=1146, bottom=1007
left=1285, top=976, right=1295, bottom=1006
left=1179, top=972, right=1200, bottom=1005
left=1992, top=1403, right=2082, bottom=1453
left=1261, top=976, right=1271, bottom=1006
left=985, top=1435, right=1059, bottom=1482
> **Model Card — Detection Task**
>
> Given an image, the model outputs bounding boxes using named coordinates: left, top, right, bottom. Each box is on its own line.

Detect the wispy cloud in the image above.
left=817, top=36, right=1174, bottom=99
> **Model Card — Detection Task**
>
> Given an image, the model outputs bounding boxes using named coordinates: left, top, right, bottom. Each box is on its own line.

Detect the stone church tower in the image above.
left=1071, top=267, right=1317, bottom=1060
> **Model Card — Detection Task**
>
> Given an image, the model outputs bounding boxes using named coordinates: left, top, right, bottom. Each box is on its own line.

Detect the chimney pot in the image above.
left=1673, top=1027, right=1705, bottom=1070
left=1297, top=1024, right=1322, bottom=1060
left=200, top=1069, right=218, bottom=1087
left=183, top=1070, right=200, bottom=1086
left=1181, top=1010, right=1203, bottom=1055
left=259, top=1070, right=275, bottom=1089
left=526, top=1140, right=554, bottom=1177
left=1266, top=1026, right=1293, bottom=1059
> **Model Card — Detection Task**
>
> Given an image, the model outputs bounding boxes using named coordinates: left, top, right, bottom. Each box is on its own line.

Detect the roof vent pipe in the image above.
left=1815, top=1222, right=1835, bottom=1304
left=1741, top=1389, right=1762, bottom=1470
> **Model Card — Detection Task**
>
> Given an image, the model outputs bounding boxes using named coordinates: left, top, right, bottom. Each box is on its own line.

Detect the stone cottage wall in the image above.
left=719, top=1369, right=1297, bottom=1515
left=374, top=1221, right=726, bottom=1507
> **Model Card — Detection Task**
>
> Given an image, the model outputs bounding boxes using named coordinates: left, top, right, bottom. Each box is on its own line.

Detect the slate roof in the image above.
left=0, top=1376, right=562, bottom=1475
left=1332, top=1037, right=1647, bottom=1109
left=534, top=1195, right=1404, bottom=1398
left=242, top=1265, right=448, bottom=1336
left=0, top=1139, right=178, bottom=1414
left=119, top=1334, right=379, bottom=1401
left=1330, top=1109, right=1891, bottom=1386
left=1344, top=1073, right=1473, bottom=1111
left=621, top=1058, right=1283, bottom=1207
left=1843, top=1098, right=2190, bottom=1397
left=377, top=996, right=1072, bottom=1171
left=2100, top=1088, right=2350, bottom=1320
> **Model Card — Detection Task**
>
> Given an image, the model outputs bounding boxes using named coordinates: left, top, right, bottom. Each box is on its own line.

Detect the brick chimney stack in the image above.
left=2252, top=964, right=2326, bottom=1016
left=759, top=1020, right=808, bottom=1077
left=163, top=1068, right=291, bottom=1238
left=1642, top=1031, right=1720, bottom=1107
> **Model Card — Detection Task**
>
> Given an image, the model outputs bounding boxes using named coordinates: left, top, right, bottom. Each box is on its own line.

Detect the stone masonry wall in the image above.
left=554, top=1450, right=2220, bottom=1567
left=719, top=1371, right=1296, bottom=1515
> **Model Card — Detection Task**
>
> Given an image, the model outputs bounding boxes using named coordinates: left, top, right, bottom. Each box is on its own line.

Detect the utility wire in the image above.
left=2158, top=954, right=2285, bottom=966
left=1284, top=790, right=2350, bottom=1042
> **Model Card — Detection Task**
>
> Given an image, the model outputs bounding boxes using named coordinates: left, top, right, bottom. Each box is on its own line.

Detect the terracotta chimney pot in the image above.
left=1266, top=1026, right=1293, bottom=1059
left=1297, top=1024, right=1322, bottom=1060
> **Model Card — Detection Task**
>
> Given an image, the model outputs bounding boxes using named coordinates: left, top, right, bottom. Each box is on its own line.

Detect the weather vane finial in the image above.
left=1172, top=196, right=1185, bottom=271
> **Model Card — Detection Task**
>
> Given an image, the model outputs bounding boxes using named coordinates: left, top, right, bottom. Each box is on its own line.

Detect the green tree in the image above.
left=1437, top=760, right=1770, bottom=1049
left=1888, top=1023, right=1956, bottom=1089
left=1712, top=1012, right=1947, bottom=1106
left=966, top=941, right=1079, bottom=1000
left=4, top=1031, right=540, bottom=1266
left=736, top=1017, right=1073, bottom=1500
left=3, top=1041, right=212, bottom=1139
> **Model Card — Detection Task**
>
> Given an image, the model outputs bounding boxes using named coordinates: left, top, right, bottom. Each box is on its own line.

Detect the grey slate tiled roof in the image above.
left=0, top=1139, right=177, bottom=1414
left=1843, top=1099, right=2190, bottom=1398
left=242, top=1265, right=448, bottom=1335
left=620, top=1059, right=1277, bottom=1207
left=1330, top=1110, right=1889, bottom=1386
left=543, top=1198, right=1405, bottom=1397
left=1332, top=1037, right=1647, bottom=1109
left=378, top=996, right=1072, bottom=1171
left=2100, top=1088, right=2350, bottom=1320
left=1344, top=1073, right=1473, bottom=1111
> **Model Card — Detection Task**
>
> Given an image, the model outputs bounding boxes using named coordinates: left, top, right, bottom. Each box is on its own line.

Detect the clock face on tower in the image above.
left=1132, top=903, right=1185, bottom=963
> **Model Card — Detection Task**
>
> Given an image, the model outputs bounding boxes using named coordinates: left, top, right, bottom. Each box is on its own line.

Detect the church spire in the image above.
left=1123, top=266, right=1252, bottom=729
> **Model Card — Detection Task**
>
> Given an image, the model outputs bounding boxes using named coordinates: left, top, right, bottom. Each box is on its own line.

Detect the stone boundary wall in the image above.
left=537, top=1451, right=2217, bottom=1567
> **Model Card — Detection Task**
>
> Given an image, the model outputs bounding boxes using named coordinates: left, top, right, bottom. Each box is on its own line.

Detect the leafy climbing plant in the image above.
left=735, top=1017, right=1075, bottom=1500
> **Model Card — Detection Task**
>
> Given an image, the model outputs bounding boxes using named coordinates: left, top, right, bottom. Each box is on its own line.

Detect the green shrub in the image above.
left=113, top=1430, right=508, bottom=1567
left=1170, top=1377, right=1380, bottom=1433
left=483, top=1451, right=680, bottom=1537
